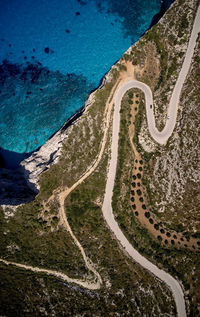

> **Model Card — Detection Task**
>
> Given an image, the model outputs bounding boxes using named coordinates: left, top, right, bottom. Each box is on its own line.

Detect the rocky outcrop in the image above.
left=20, top=86, right=97, bottom=192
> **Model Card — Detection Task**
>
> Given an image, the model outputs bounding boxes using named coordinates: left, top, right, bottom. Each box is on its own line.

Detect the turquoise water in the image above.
left=0, top=0, right=173, bottom=162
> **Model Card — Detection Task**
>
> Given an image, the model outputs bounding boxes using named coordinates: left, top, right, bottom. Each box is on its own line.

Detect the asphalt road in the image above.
left=102, top=5, right=200, bottom=316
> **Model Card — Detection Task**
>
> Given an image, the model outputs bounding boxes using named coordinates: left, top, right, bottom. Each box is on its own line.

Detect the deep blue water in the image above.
left=0, top=0, right=174, bottom=168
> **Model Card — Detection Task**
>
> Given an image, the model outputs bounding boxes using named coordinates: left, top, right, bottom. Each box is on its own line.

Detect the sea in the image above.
left=0, top=0, right=174, bottom=168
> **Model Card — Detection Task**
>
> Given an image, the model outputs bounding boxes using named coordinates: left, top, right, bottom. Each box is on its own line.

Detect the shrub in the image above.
left=137, top=182, right=141, bottom=187
left=139, top=197, right=144, bottom=202
left=166, top=232, right=171, bottom=237
left=137, top=173, right=141, bottom=179
left=132, top=204, right=136, bottom=210
left=135, top=211, right=139, bottom=216
left=157, top=235, right=162, bottom=241
left=132, top=182, right=136, bottom=188
left=139, top=160, right=143, bottom=165
left=139, top=167, right=143, bottom=171
left=132, top=175, right=136, bottom=180
left=131, top=190, right=135, bottom=195
left=135, top=107, right=137, bottom=111
left=128, top=99, right=133, bottom=105
left=136, top=189, right=142, bottom=196
left=131, top=197, right=135, bottom=202
left=145, top=212, right=150, bottom=218
left=154, top=223, right=159, bottom=230
left=149, top=218, right=154, bottom=224
left=160, top=228, right=165, bottom=234
left=142, top=204, right=146, bottom=210
left=173, top=234, right=177, bottom=239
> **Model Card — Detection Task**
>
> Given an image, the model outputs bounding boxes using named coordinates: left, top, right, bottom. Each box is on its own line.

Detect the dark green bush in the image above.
left=154, top=223, right=159, bottom=230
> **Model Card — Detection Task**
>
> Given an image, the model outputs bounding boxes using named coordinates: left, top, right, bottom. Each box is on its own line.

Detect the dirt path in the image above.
left=1, top=5, right=199, bottom=311
left=1, top=77, right=121, bottom=289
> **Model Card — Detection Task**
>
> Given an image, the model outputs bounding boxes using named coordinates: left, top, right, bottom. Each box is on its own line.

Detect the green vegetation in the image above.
left=1, top=0, right=200, bottom=315
left=39, top=74, right=119, bottom=199
left=0, top=203, right=89, bottom=279
left=112, top=53, right=200, bottom=314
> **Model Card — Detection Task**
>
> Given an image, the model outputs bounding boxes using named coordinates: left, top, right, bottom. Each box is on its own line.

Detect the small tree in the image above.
left=154, top=223, right=159, bottom=230
left=145, top=211, right=150, bottom=218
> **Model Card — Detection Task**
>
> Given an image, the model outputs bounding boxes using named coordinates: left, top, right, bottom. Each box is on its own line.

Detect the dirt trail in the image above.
left=1, top=3, right=199, bottom=302
left=1, top=77, right=122, bottom=289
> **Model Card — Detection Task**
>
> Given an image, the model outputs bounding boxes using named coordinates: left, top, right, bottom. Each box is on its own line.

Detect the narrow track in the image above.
left=1, top=5, right=199, bottom=316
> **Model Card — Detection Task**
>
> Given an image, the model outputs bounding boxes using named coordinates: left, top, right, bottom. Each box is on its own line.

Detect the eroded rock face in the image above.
left=20, top=124, right=70, bottom=192
left=20, top=86, right=98, bottom=192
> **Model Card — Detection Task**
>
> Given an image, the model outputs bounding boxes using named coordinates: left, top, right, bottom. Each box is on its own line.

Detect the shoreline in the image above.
left=0, top=0, right=175, bottom=206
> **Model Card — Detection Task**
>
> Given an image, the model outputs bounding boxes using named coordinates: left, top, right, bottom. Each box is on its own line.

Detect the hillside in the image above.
left=0, top=0, right=199, bottom=316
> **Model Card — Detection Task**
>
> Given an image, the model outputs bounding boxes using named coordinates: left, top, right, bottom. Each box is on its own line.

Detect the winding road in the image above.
left=0, top=4, right=199, bottom=316
left=103, top=5, right=200, bottom=317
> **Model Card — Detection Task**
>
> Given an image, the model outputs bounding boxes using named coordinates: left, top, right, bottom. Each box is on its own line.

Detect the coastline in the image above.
left=0, top=0, right=175, bottom=206
left=19, top=67, right=115, bottom=193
